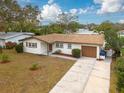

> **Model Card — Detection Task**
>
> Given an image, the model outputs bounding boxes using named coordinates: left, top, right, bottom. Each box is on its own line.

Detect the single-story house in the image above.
left=0, top=32, right=34, bottom=47
left=22, top=34, right=105, bottom=59
left=118, top=30, right=124, bottom=37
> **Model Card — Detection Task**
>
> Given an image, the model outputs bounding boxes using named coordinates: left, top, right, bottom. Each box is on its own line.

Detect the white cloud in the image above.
left=48, top=0, right=54, bottom=4
left=79, top=8, right=88, bottom=14
left=69, top=8, right=90, bottom=15
left=39, top=1, right=93, bottom=23
left=40, top=3, right=62, bottom=21
left=119, top=19, right=124, bottom=23
left=94, top=0, right=124, bottom=14
left=70, top=9, right=78, bottom=14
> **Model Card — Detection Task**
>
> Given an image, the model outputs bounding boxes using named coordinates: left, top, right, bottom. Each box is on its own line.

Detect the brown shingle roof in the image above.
left=34, top=34, right=104, bottom=45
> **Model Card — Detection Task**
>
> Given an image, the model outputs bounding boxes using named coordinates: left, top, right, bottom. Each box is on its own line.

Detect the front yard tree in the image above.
left=0, top=0, right=21, bottom=32
left=0, top=0, right=41, bottom=32
left=16, top=5, right=40, bottom=32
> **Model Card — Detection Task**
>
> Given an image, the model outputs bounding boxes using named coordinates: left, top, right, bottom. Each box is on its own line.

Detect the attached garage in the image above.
left=81, top=46, right=97, bottom=58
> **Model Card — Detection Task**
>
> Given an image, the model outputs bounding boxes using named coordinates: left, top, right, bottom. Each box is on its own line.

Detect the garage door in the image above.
left=82, top=46, right=97, bottom=58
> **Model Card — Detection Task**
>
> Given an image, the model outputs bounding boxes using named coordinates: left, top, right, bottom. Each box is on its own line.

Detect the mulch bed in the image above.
left=0, top=61, right=10, bottom=64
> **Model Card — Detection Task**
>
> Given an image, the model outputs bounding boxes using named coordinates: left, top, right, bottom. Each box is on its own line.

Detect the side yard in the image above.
left=0, top=49, right=74, bottom=93
left=110, top=48, right=124, bottom=93
left=110, top=59, right=117, bottom=93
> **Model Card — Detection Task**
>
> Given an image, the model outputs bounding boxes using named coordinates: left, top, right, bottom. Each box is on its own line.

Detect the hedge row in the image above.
left=116, top=57, right=124, bottom=92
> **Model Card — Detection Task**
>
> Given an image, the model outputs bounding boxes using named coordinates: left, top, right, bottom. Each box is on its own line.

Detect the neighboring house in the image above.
left=118, top=30, right=124, bottom=37
left=22, top=33, right=105, bottom=59
left=75, top=29, right=98, bottom=34
left=0, top=32, right=34, bottom=47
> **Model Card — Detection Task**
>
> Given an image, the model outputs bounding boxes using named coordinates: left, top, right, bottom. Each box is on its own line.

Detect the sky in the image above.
left=17, top=0, right=124, bottom=24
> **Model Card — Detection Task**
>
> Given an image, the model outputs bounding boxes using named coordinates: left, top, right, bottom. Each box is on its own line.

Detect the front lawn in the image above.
left=0, top=49, right=74, bottom=93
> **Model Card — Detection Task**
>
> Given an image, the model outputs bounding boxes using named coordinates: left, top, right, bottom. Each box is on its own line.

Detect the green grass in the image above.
left=0, top=49, right=74, bottom=93
left=121, top=48, right=124, bottom=56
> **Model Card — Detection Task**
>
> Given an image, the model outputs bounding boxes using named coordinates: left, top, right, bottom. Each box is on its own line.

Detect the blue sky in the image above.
left=17, top=0, right=124, bottom=24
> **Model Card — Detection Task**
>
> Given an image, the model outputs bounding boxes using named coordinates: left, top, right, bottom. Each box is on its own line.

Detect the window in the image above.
left=26, top=42, right=37, bottom=48
left=60, top=43, right=63, bottom=48
left=26, top=42, right=28, bottom=47
left=56, top=42, right=63, bottom=48
left=68, top=43, right=72, bottom=49
left=32, top=43, right=37, bottom=48
left=29, top=43, right=32, bottom=47
left=56, top=43, right=59, bottom=48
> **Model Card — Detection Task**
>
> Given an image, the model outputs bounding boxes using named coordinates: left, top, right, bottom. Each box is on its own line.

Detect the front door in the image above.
left=49, top=44, right=52, bottom=51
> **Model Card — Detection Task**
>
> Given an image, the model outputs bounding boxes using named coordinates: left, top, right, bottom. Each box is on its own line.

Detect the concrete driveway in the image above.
left=83, top=58, right=111, bottom=93
left=49, top=57, right=111, bottom=93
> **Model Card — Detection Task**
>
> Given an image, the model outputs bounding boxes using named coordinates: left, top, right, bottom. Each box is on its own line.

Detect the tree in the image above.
left=57, top=12, right=78, bottom=33
left=68, top=21, right=80, bottom=32
left=0, top=0, right=40, bottom=32
left=0, top=0, right=21, bottom=32
left=16, top=4, right=40, bottom=32
left=95, top=21, right=124, bottom=56
left=105, top=29, right=124, bottom=56
left=49, top=23, right=64, bottom=34
left=95, top=21, right=113, bottom=32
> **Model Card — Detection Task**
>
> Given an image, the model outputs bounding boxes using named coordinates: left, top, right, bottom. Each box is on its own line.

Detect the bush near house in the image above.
left=54, top=50, right=61, bottom=54
left=5, top=42, right=16, bottom=49
left=72, top=49, right=81, bottom=58
left=15, top=43, right=23, bottom=53
left=0, top=54, right=10, bottom=63
left=105, top=43, right=111, bottom=50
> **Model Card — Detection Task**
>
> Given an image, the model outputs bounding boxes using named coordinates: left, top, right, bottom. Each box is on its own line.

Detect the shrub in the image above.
left=72, top=49, right=81, bottom=58
left=54, top=50, right=61, bottom=54
left=30, top=63, right=39, bottom=70
left=0, top=54, right=10, bottom=63
left=105, top=43, right=111, bottom=50
left=117, top=72, right=124, bottom=92
left=15, top=43, right=23, bottom=53
left=116, top=57, right=124, bottom=92
left=116, top=57, right=124, bottom=72
left=121, top=48, right=124, bottom=56
left=120, top=88, right=124, bottom=93
left=5, top=42, right=16, bottom=49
